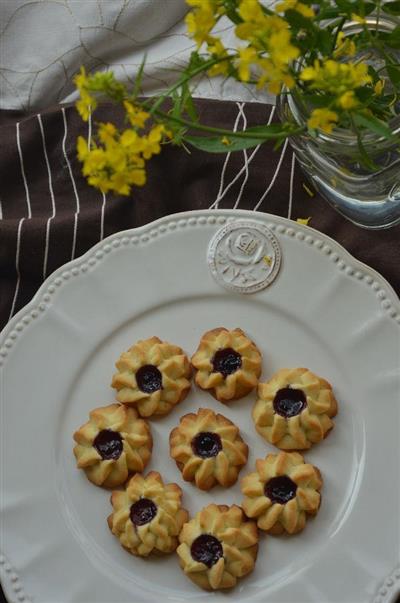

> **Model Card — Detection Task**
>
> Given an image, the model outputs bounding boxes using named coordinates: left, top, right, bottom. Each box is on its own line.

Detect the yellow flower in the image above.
left=276, top=0, right=315, bottom=18
left=123, top=100, right=149, bottom=129
left=237, top=46, right=258, bottom=82
left=185, top=0, right=216, bottom=47
left=308, top=108, right=338, bottom=133
left=236, top=11, right=289, bottom=47
left=82, top=148, right=107, bottom=174
left=98, top=122, right=118, bottom=145
left=208, top=60, right=230, bottom=76
left=110, top=169, right=146, bottom=195
left=221, top=136, right=232, bottom=145
left=257, top=58, right=295, bottom=93
left=74, top=67, right=97, bottom=121
left=300, top=59, right=372, bottom=109
left=351, top=13, right=366, bottom=24
left=334, top=32, right=356, bottom=58
left=374, top=79, right=385, bottom=95
left=338, top=90, right=358, bottom=109
left=268, top=28, right=300, bottom=65
left=207, top=37, right=230, bottom=76
left=77, top=136, right=90, bottom=161
left=120, top=129, right=140, bottom=149
left=238, top=0, right=265, bottom=23
left=140, top=124, right=166, bottom=159
left=207, top=37, right=226, bottom=57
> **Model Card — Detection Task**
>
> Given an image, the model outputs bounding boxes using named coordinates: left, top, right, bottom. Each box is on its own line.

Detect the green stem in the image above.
left=153, top=107, right=305, bottom=140
left=332, top=16, right=346, bottom=52
left=375, top=0, right=382, bottom=33
left=143, top=57, right=231, bottom=116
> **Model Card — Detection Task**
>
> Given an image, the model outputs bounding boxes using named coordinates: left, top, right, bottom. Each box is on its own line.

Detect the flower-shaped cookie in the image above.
left=73, top=403, right=152, bottom=488
left=111, top=336, right=192, bottom=417
left=108, top=471, right=189, bottom=556
left=191, top=328, right=262, bottom=401
left=169, top=408, right=248, bottom=490
left=241, top=451, right=322, bottom=535
left=177, top=504, right=258, bottom=590
left=253, top=368, right=338, bottom=450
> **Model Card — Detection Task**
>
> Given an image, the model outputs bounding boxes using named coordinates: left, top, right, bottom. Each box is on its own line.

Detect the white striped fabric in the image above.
left=61, top=107, right=81, bottom=260
left=8, top=217, right=25, bottom=320
left=100, top=192, right=106, bottom=241
left=37, top=113, right=56, bottom=279
left=287, top=152, right=296, bottom=219
left=8, top=122, right=34, bottom=320
left=214, top=102, right=244, bottom=209
left=16, top=122, right=32, bottom=218
left=233, top=103, right=249, bottom=210
left=209, top=105, right=276, bottom=210
left=253, top=138, right=289, bottom=211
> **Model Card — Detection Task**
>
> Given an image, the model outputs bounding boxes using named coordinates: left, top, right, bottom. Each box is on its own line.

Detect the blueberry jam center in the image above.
left=212, top=348, right=242, bottom=377
left=273, top=387, right=306, bottom=418
left=130, top=498, right=157, bottom=526
left=191, top=534, right=223, bottom=568
left=136, top=364, right=162, bottom=393
left=264, top=476, right=298, bottom=504
left=191, top=432, right=222, bottom=458
left=93, top=429, right=123, bottom=460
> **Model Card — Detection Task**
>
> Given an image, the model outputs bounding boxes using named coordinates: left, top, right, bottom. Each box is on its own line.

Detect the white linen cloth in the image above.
left=0, top=0, right=271, bottom=111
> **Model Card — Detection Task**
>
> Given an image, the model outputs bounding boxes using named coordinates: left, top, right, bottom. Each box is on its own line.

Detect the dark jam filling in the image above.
left=264, top=476, right=298, bottom=504
left=273, top=387, right=307, bottom=418
left=136, top=364, right=162, bottom=393
left=212, top=348, right=242, bottom=378
left=130, top=498, right=158, bottom=526
left=93, top=429, right=123, bottom=460
left=191, top=534, right=223, bottom=568
left=191, top=432, right=222, bottom=458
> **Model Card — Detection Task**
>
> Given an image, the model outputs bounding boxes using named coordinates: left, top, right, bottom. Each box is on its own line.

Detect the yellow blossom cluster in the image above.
left=77, top=118, right=169, bottom=196
left=307, top=108, right=339, bottom=134
left=74, top=67, right=97, bottom=121
left=276, top=0, right=315, bottom=18
left=235, top=0, right=300, bottom=94
left=73, top=68, right=171, bottom=196
left=185, top=0, right=222, bottom=47
left=301, top=59, right=372, bottom=110
left=333, top=32, right=356, bottom=59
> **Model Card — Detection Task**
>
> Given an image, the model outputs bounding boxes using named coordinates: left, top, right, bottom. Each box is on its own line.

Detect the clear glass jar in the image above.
left=277, top=15, right=400, bottom=229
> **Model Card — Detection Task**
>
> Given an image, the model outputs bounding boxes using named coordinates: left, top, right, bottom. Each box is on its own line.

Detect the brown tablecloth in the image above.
left=0, top=97, right=399, bottom=603
left=1, top=99, right=399, bottom=333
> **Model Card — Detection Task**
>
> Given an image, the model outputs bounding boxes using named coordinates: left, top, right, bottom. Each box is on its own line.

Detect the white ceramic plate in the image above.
left=1, top=210, right=399, bottom=603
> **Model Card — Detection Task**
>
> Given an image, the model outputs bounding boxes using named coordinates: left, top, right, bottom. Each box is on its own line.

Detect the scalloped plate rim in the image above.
left=1, top=209, right=399, bottom=603
left=1, top=209, right=399, bottom=344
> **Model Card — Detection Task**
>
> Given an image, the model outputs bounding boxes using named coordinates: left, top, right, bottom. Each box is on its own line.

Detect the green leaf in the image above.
left=130, top=55, right=146, bottom=100
left=354, top=86, right=374, bottom=103
left=315, top=28, right=334, bottom=55
left=387, top=64, right=400, bottom=89
left=353, top=112, right=394, bottom=138
left=284, top=9, right=315, bottom=30
left=363, top=2, right=378, bottom=15
left=387, top=26, right=400, bottom=48
left=383, top=0, right=400, bottom=15
left=184, top=92, right=199, bottom=123
left=315, top=7, right=345, bottom=20
left=334, top=0, right=353, bottom=15
left=185, top=135, right=262, bottom=153
left=185, top=124, right=289, bottom=153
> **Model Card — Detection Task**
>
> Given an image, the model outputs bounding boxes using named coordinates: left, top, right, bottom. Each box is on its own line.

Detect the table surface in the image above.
left=0, top=99, right=399, bottom=603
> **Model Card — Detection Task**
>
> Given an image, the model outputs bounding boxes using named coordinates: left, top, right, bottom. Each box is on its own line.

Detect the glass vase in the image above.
left=277, top=14, right=400, bottom=229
